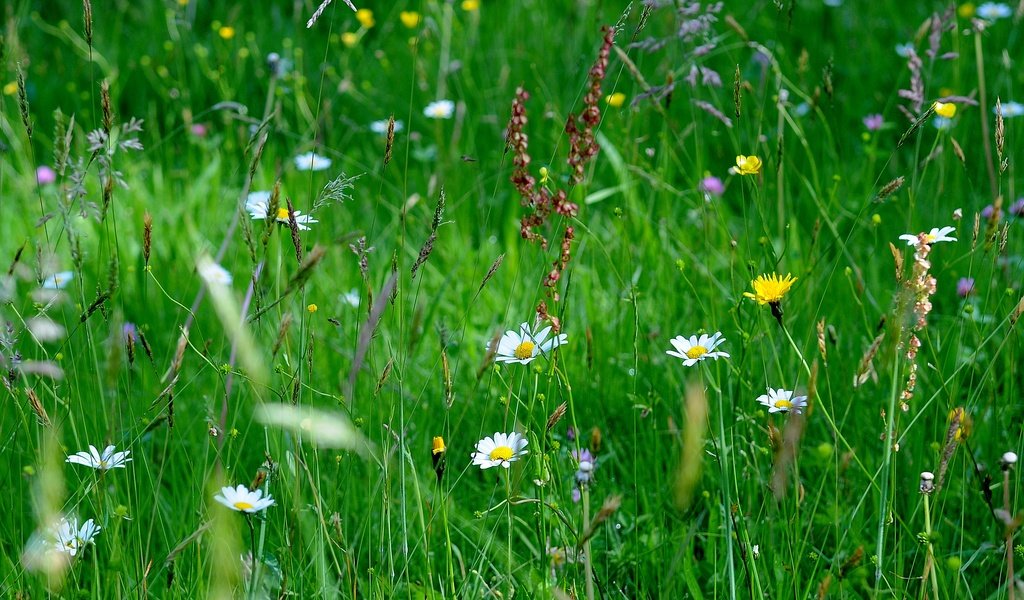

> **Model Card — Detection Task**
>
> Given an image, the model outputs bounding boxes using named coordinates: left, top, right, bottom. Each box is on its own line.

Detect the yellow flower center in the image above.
left=276, top=207, right=291, bottom=221
left=774, top=399, right=792, bottom=409
left=489, top=446, right=514, bottom=461
left=686, top=345, right=708, bottom=359
left=233, top=501, right=254, bottom=511
left=924, top=233, right=936, bottom=242
left=99, top=460, right=108, bottom=468
left=514, top=340, right=535, bottom=360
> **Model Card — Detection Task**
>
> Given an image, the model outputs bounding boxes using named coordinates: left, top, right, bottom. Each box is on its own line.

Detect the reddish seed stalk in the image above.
left=507, top=26, right=615, bottom=331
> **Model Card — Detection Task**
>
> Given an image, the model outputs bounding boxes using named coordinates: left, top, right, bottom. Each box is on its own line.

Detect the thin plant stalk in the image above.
left=583, top=486, right=595, bottom=600
left=974, top=31, right=997, bottom=199
left=922, top=494, right=939, bottom=600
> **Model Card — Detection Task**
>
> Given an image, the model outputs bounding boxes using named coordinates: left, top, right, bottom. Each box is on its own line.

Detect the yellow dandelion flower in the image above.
left=605, top=92, right=626, bottom=108
left=218, top=26, right=236, bottom=40
left=356, top=8, right=375, bottom=28
left=400, top=11, right=421, bottom=28
left=462, top=0, right=480, bottom=11
left=735, top=155, right=762, bottom=175
left=744, top=273, right=797, bottom=305
left=341, top=32, right=359, bottom=48
left=933, top=101, right=956, bottom=118
left=957, top=3, right=975, bottom=17
left=307, top=304, right=318, bottom=313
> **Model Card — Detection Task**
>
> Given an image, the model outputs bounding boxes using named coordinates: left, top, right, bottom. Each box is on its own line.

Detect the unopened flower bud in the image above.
left=919, top=471, right=935, bottom=494
left=1001, top=451, right=1018, bottom=470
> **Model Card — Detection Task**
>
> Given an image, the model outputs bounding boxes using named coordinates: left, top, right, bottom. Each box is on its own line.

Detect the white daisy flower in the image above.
left=491, top=322, right=567, bottom=365
left=293, top=151, right=332, bottom=171
left=898, top=226, right=957, bottom=246
left=53, top=517, right=100, bottom=556
left=666, top=332, right=730, bottom=366
left=214, top=484, right=276, bottom=514
left=423, top=99, right=455, bottom=119
left=994, top=101, right=1024, bottom=118
left=42, top=271, right=74, bottom=290
left=756, top=387, right=808, bottom=414
left=66, top=444, right=132, bottom=470
left=471, top=431, right=529, bottom=469
left=245, top=191, right=318, bottom=231
left=197, top=258, right=233, bottom=286
left=370, top=119, right=403, bottom=134
left=977, top=2, right=1012, bottom=20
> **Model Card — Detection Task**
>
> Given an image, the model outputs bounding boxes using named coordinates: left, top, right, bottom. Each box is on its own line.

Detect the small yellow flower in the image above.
left=431, top=435, right=447, bottom=480
left=605, top=92, right=626, bottom=108
left=400, top=11, right=421, bottom=28
left=933, top=101, right=956, bottom=118
left=341, top=32, right=359, bottom=48
left=743, top=273, right=797, bottom=305
left=218, top=26, right=236, bottom=40
left=957, top=3, right=976, bottom=18
left=735, top=155, right=762, bottom=175
left=307, top=304, right=318, bottom=313
left=3, top=81, right=17, bottom=96
left=462, top=0, right=480, bottom=11
left=539, top=166, right=550, bottom=184
left=356, top=8, right=375, bottom=28
left=947, top=407, right=972, bottom=442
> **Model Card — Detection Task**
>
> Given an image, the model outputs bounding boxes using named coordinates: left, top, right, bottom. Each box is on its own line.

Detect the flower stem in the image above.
left=922, top=494, right=939, bottom=600
left=583, top=486, right=595, bottom=600
left=246, top=515, right=258, bottom=600
left=505, top=474, right=514, bottom=596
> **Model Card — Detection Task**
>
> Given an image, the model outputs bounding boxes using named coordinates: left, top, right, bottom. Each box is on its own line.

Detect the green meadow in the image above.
left=1, top=0, right=1022, bottom=597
